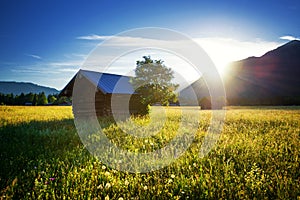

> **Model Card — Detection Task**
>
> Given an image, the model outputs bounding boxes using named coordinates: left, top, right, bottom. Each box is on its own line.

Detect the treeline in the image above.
left=0, top=92, right=71, bottom=106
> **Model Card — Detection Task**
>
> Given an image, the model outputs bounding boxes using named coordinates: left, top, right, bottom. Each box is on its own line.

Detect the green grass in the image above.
left=0, top=106, right=299, bottom=199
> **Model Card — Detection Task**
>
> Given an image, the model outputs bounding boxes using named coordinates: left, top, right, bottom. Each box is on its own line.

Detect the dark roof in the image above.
left=60, top=70, right=135, bottom=97
left=81, top=70, right=134, bottom=94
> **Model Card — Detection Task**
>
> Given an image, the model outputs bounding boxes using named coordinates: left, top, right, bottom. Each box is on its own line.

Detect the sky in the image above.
left=0, top=0, right=300, bottom=90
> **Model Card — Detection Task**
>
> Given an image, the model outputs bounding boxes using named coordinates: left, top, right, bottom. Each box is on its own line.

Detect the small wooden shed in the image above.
left=60, top=70, right=143, bottom=117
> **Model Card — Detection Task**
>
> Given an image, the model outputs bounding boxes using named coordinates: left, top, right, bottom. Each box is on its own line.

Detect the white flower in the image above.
left=105, top=182, right=111, bottom=189
left=97, top=184, right=103, bottom=189
left=171, top=174, right=175, bottom=179
left=125, top=180, right=129, bottom=186
left=102, top=165, right=106, bottom=170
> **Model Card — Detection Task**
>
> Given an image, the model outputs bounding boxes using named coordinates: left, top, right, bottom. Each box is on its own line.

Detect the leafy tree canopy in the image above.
left=131, top=56, right=178, bottom=106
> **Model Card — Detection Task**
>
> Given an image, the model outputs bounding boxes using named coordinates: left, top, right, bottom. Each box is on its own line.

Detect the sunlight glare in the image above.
left=195, top=38, right=281, bottom=76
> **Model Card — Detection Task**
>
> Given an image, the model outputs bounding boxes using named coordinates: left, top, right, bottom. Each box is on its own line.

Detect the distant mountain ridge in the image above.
left=224, top=40, right=300, bottom=105
left=0, top=81, right=59, bottom=95
left=180, top=40, right=300, bottom=106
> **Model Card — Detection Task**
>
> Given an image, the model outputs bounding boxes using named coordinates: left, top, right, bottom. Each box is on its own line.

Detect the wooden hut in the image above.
left=60, top=70, right=144, bottom=117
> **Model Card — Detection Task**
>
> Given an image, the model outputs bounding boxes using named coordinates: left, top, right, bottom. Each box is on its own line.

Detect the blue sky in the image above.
left=0, top=0, right=300, bottom=89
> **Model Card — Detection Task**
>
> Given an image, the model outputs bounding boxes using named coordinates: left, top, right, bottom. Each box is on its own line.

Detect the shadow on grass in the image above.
left=0, top=119, right=84, bottom=190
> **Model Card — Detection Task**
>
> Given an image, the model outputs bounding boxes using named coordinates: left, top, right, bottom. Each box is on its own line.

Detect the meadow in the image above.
left=0, top=106, right=299, bottom=199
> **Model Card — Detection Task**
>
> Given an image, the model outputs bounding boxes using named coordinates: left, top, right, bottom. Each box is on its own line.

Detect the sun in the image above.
left=196, top=39, right=236, bottom=77
left=211, top=56, right=231, bottom=76
left=195, top=37, right=281, bottom=78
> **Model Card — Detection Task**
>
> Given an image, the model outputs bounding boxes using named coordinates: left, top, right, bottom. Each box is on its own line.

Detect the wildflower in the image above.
left=49, top=177, right=55, bottom=181
left=97, top=184, right=103, bottom=189
left=143, top=186, right=148, bottom=190
left=171, top=174, right=175, bottom=179
left=125, top=180, right=129, bottom=186
left=105, top=182, right=111, bottom=189
left=102, top=165, right=106, bottom=170
left=105, top=195, right=110, bottom=200
left=105, top=171, right=110, bottom=176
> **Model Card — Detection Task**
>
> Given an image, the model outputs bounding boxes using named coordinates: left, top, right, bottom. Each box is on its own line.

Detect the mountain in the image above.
left=223, top=40, right=300, bottom=105
left=180, top=40, right=300, bottom=106
left=0, top=81, right=59, bottom=96
left=179, top=77, right=209, bottom=105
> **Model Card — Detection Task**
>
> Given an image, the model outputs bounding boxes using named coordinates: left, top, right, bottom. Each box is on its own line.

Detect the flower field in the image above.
left=0, top=106, right=299, bottom=199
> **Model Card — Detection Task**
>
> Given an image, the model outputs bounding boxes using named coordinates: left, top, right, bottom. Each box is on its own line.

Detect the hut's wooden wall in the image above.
left=72, top=74, right=142, bottom=117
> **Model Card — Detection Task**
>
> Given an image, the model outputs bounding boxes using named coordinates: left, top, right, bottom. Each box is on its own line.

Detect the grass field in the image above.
left=0, top=106, right=299, bottom=199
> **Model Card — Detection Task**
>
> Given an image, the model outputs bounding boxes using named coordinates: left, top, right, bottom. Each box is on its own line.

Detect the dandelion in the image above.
left=97, top=184, right=103, bottom=189
left=105, top=182, right=111, bottom=189
left=125, top=180, right=129, bottom=186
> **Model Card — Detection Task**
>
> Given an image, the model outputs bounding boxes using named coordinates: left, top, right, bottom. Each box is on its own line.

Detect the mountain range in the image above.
left=181, top=40, right=300, bottom=106
left=0, top=81, right=59, bottom=96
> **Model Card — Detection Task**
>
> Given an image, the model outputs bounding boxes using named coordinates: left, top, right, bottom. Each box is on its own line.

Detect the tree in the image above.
left=56, top=96, right=71, bottom=105
left=199, top=97, right=211, bottom=110
left=37, top=92, right=48, bottom=105
left=131, top=56, right=178, bottom=110
left=32, top=94, right=38, bottom=106
left=47, top=94, right=57, bottom=104
left=25, top=92, right=34, bottom=103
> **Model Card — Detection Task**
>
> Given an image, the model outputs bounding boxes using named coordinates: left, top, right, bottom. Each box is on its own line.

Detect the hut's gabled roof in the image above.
left=60, top=69, right=135, bottom=97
